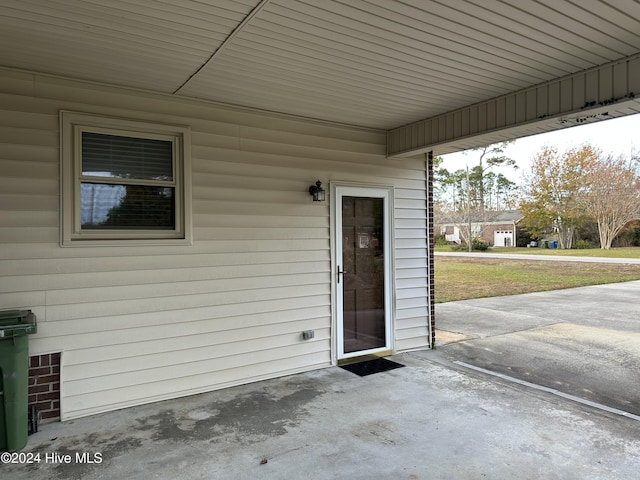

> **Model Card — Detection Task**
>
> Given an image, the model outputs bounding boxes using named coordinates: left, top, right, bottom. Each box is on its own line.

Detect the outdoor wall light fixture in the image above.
left=309, top=180, right=326, bottom=202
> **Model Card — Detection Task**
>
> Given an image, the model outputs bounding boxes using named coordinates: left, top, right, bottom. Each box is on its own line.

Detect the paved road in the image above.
left=435, top=281, right=640, bottom=417
left=435, top=251, right=640, bottom=264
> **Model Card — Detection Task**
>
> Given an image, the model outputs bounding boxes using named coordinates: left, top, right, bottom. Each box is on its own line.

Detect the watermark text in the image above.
left=1, top=451, right=102, bottom=465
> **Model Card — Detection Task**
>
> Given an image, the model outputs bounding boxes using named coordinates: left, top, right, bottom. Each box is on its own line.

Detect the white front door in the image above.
left=335, top=186, right=392, bottom=360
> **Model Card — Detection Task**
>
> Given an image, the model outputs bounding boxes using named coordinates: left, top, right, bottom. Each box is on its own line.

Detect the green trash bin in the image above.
left=0, top=310, right=37, bottom=452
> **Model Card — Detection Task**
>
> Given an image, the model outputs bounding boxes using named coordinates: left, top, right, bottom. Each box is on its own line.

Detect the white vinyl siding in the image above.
left=395, top=189, right=430, bottom=352
left=0, top=68, right=429, bottom=420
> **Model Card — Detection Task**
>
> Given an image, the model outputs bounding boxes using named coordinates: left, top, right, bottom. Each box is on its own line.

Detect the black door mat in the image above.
left=340, top=357, right=405, bottom=377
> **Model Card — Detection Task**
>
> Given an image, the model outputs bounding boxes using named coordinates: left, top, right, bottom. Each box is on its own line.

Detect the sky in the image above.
left=440, top=112, right=640, bottom=184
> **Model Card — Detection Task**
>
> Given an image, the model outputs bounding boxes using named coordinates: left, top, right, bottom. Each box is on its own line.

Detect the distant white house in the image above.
left=438, top=210, right=523, bottom=247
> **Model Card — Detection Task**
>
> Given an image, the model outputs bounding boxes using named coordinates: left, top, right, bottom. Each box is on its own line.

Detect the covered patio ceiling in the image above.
left=2, top=0, right=640, bottom=156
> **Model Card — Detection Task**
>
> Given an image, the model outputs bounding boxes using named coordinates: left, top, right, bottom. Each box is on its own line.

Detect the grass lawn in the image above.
left=435, top=256, right=640, bottom=303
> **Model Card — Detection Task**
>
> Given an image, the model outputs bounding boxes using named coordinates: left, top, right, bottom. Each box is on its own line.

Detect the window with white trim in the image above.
left=60, top=112, right=192, bottom=245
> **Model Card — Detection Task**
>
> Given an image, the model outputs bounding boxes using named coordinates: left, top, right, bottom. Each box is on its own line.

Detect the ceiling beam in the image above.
left=387, top=53, right=640, bottom=158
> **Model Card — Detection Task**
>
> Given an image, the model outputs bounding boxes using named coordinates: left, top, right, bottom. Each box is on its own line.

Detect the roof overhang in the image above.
left=2, top=1, right=640, bottom=155
left=388, top=54, right=640, bottom=157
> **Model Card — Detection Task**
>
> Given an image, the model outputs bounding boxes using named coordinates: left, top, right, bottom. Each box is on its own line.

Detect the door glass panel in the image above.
left=342, top=196, right=385, bottom=354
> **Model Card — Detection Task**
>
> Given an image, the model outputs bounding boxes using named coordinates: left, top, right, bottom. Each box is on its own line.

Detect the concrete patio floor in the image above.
left=4, top=349, right=639, bottom=480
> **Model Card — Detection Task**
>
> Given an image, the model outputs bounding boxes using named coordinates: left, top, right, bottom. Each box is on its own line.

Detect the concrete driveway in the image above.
left=4, top=351, right=640, bottom=480
left=3, top=282, right=640, bottom=479
left=435, top=280, right=640, bottom=417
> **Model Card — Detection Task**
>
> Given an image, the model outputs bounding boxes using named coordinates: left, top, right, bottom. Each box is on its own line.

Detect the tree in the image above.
left=483, top=170, right=519, bottom=210
left=435, top=142, right=518, bottom=209
left=471, top=142, right=518, bottom=213
left=435, top=143, right=518, bottom=248
left=101, top=185, right=175, bottom=229
left=519, top=145, right=594, bottom=249
left=577, top=154, right=640, bottom=249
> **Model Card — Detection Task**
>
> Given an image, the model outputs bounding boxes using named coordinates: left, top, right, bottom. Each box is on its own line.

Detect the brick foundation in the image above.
left=28, top=353, right=61, bottom=423
left=427, top=151, right=435, bottom=349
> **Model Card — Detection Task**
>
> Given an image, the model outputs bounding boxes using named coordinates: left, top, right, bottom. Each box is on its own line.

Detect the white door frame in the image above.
left=333, top=184, right=394, bottom=361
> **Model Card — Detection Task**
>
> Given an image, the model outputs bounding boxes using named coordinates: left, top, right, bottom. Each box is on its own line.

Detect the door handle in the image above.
left=337, top=266, right=346, bottom=283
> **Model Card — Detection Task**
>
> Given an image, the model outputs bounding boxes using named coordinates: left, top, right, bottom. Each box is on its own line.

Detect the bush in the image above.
left=516, top=228, right=535, bottom=248
left=449, top=242, right=467, bottom=251
left=435, top=235, right=449, bottom=247
left=613, top=221, right=640, bottom=247
left=472, top=238, right=489, bottom=251
left=575, top=221, right=600, bottom=247
left=573, top=239, right=596, bottom=249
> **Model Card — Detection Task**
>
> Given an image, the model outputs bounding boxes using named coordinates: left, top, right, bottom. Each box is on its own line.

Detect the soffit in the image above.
left=1, top=0, right=640, bottom=132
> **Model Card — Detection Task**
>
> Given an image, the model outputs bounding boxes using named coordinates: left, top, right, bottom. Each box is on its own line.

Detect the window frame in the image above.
left=60, top=111, right=192, bottom=246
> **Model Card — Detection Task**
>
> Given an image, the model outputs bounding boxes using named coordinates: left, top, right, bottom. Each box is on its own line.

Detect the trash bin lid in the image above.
left=0, top=309, right=37, bottom=337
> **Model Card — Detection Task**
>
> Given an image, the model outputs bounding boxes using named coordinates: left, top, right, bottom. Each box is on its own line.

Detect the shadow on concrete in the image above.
left=5, top=346, right=640, bottom=479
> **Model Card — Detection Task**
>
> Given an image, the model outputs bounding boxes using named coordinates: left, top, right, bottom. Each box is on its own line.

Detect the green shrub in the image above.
left=435, top=235, right=449, bottom=247
left=573, top=239, right=596, bottom=249
left=450, top=242, right=466, bottom=251
left=472, top=238, right=489, bottom=251
left=516, top=229, right=535, bottom=247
